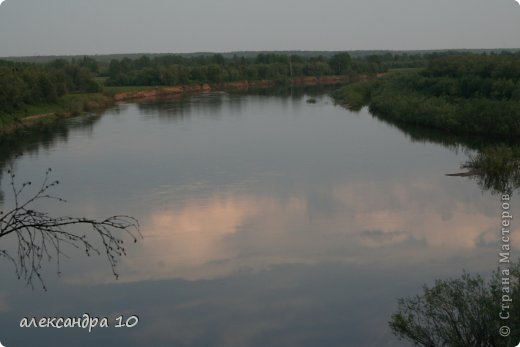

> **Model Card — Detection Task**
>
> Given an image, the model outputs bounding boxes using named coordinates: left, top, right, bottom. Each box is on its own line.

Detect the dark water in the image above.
left=0, top=90, right=516, bottom=346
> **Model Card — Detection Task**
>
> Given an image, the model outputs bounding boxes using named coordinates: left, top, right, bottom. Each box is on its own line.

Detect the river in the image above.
left=0, top=88, right=514, bottom=346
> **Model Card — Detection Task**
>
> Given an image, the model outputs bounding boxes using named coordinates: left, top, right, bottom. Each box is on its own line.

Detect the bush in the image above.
left=390, top=261, right=520, bottom=346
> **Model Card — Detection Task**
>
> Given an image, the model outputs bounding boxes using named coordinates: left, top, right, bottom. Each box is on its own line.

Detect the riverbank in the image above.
left=109, top=75, right=359, bottom=102
left=2, top=74, right=376, bottom=135
left=333, top=56, right=520, bottom=136
left=1, top=93, right=114, bottom=135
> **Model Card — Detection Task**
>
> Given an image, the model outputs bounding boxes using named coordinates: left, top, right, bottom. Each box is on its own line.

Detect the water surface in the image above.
left=0, top=90, right=514, bottom=346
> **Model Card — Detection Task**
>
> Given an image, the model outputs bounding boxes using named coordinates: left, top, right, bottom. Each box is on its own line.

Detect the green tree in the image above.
left=329, top=53, right=352, bottom=75
left=389, top=262, right=520, bottom=347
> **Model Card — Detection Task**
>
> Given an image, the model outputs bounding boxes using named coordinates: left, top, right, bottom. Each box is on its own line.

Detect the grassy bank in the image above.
left=102, top=85, right=160, bottom=95
left=0, top=76, right=350, bottom=134
left=1, top=93, right=114, bottom=134
left=333, top=56, right=520, bottom=136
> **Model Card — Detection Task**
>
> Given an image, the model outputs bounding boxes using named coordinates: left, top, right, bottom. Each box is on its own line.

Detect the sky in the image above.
left=0, top=0, right=519, bottom=57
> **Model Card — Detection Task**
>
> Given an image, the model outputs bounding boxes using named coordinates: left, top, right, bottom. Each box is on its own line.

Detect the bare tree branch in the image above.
left=0, top=168, right=141, bottom=290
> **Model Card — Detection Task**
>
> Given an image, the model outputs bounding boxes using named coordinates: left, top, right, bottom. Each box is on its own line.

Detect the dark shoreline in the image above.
left=3, top=74, right=380, bottom=135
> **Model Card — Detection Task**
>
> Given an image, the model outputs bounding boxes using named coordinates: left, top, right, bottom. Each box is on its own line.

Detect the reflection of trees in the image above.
left=389, top=261, right=520, bottom=346
left=0, top=113, right=107, bottom=205
left=0, top=113, right=102, bottom=169
left=367, top=113, right=505, bottom=152
left=132, top=85, right=338, bottom=125
left=382, top=116, right=520, bottom=345
left=365, top=113, right=520, bottom=195
left=462, top=146, right=520, bottom=195
left=0, top=168, right=140, bottom=290
left=136, top=92, right=227, bottom=120
left=234, top=84, right=339, bottom=98
left=134, top=85, right=338, bottom=121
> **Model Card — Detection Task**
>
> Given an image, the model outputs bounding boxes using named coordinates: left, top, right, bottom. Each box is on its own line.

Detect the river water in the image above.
left=0, top=89, right=515, bottom=346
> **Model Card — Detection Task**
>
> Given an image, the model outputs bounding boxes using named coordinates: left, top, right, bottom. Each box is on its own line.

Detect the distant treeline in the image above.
left=104, top=53, right=388, bottom=86
left=6, top=48, right=519, bottom=64
left=2, top=50, right=520, bottom=125
left=0, top=51, right=398, bottom=116
left=102, top=51, right=496, bottom=87
left=0, top=58, right=101, bottom=117
left=333, top=53, right=520, bottom=136
left=99, top=51, right=508, bottom=86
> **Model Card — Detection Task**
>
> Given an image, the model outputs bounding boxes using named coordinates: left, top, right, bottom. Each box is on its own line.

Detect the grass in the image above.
left=14, top=93, right=113, bottom=117
left=0, top=92, right=115, bottom=134
left=103, top=85, right=160, bottom=95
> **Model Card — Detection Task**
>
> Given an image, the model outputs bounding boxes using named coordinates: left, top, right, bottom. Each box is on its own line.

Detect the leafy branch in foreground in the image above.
left=0, top=168, right=141, bottom=290
left=389, top=261, right=520, bottom=347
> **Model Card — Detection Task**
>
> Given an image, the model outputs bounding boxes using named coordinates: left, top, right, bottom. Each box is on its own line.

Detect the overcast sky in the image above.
left=0, top=0, right=519, bottom=57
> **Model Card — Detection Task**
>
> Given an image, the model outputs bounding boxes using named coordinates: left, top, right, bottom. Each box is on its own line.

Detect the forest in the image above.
left=0, top=58, right=101, bottom=119
left=104, top=52, right=390, bottom=86
left=333, top=53, right=520, bottom=136
left=0, top=50, right=468, bottom=120
left=2, top=50, right=520, bottom=134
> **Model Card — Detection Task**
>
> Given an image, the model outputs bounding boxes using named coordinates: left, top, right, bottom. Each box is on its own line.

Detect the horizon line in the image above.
left=2, top=47, right=520, bottom=60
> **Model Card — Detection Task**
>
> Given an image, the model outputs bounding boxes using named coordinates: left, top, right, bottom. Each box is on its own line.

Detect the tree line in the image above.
left=0, top=58, right=101, bottom=117
left=104, top=52, right=388, bottom=86
left=2, top=50, right=520, bottom=124
left=0, top=52, right=386, bottom=118
left=103, top=51, right=497, bottom=87
left=333, top=53, right=520, bottom=136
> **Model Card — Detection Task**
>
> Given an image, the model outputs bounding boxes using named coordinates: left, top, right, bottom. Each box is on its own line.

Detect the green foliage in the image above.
left=103, top=53, right=389, bottom=87
left=6, top=51, right=520, bottom=134
left=463, top=145, right=520, bottom=194
left=333, top=54, right=520, bottom=136
left=329, top=53, right=352, bottom=75
left=333, top=79, right=378, bottom=111
left=0, top=59, right=101, bottom=119
left=390, top=262, right=520, bottom=346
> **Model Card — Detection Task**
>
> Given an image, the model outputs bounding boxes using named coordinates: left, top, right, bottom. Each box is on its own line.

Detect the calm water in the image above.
left=0, top=90, right=515, bottom=346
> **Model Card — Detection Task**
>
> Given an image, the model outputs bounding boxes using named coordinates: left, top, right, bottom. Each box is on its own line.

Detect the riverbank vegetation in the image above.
left=333, top=53, right=520, bottom=136
left=0, top=58, right=110, bottom=131
left=462, top=144, right=520, bottom=194
left=103, top=52, right=385, bottom=86
left=390, top=261, right=520, bottom=346
left=2, top=50, right=520, bottom=134
left=0, top=51, right=402, bottom=134
left=0, top=52, right=385, bottom=132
